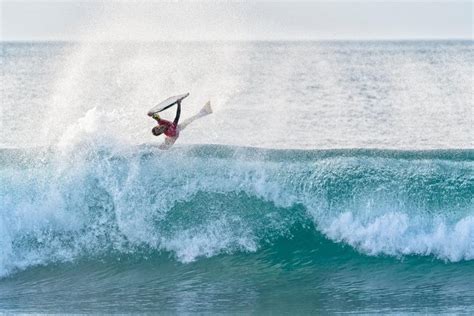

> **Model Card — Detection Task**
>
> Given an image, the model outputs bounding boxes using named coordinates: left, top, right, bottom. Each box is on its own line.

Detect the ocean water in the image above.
left=0, top=41, right=473, bottom=313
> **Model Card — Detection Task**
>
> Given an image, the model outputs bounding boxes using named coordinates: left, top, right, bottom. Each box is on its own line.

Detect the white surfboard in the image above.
left=147, top=93, right=189, bottom=116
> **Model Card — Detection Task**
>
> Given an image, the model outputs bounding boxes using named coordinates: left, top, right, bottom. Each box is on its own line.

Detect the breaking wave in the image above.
left=0, top=143, right=473, bottom=277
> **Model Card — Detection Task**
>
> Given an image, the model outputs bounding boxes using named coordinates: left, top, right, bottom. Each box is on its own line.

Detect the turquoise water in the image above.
left=1, top=41, right=473, bottom=313
left=1, top=145, right=473, bottom=313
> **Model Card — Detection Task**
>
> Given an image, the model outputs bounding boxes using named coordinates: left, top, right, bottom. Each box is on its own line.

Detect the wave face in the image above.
left=1, top=144, right=473, bottom=279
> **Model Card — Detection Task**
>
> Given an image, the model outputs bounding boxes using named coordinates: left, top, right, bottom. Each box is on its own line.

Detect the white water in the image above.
left=1, top=142, right=473, bottom=277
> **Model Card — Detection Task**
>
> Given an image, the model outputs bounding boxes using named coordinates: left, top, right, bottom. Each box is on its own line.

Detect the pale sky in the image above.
left=1, top=1, right=472, bottom=41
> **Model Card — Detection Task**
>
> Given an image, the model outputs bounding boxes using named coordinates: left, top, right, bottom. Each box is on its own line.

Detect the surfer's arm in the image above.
left=173, top=101, right=181, bottom=125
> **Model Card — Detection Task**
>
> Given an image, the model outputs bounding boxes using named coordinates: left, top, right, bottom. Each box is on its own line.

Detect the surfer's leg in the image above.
left=178, top=115, right=199, bottom=131
left=178, top=101, right=212, bottom=131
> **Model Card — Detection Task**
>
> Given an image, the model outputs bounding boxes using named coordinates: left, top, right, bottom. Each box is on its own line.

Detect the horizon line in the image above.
left=1, top=38, right=473, bottom=43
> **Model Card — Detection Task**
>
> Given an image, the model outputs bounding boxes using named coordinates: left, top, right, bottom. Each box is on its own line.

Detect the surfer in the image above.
left=149, top=94, right=212, bottom=149
left=151, top=101, right=182, bottom=149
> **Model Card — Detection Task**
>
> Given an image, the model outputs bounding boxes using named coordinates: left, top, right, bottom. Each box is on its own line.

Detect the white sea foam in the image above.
left=322, top=211, right=474, bottom=261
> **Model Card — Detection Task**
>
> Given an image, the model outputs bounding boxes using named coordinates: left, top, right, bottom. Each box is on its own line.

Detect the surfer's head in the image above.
left=152, top=125, right=167, bottom=136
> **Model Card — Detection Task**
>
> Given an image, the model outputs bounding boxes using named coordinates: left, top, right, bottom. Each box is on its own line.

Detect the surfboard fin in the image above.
left=200, top=101, right=212, bottom=115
